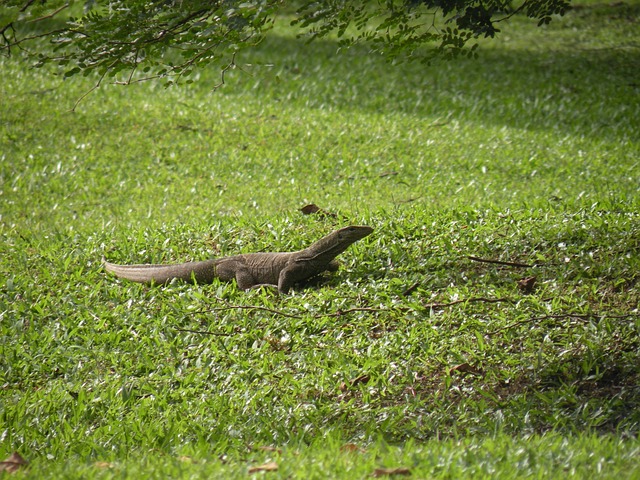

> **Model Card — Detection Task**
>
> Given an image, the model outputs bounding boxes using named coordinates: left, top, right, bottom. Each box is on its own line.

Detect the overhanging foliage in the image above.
left=0, top=0, right=571, bottom=86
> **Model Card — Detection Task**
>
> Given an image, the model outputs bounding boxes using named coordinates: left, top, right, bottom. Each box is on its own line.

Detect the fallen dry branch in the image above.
left=467, top=255, right=534, bottom=268
left=175, top=327, right=233, bottom=336
left=208, top=304, right=303, bottom=319
left=181, top=294, right=559, bottom=330
left=322, top=307, right=397, bottom=317
left=489, top=312, right=640, bottom=334
left=423, top=297, right=517, bottom=309
left=0, top=452, right=28, bottom=473
left=187, top=305, right=401, bottom=325
left=401, top=281, right=421, bottom=296
left=177, top=288, right=640, bottom=338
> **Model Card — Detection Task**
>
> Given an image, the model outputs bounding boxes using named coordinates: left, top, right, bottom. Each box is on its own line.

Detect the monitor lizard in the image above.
left=104, top=225, right=373, bottom=293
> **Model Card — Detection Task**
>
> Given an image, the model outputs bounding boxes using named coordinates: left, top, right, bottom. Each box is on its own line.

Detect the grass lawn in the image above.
left=1, top=0, right=639, bottom=477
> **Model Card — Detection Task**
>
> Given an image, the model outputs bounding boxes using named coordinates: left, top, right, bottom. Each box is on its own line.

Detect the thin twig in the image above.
left=467, top=255, right=534, bottom=268
left=177, top=298, right=640, bottom=336
left=71, top=80, right=102, bottom=111
left=489, top=312, right=640, bottom=335
left=208, top=304, right=303, bottom=319
left=0, top=23, right=15, bottom=55
left=71, top=60, right=115, bottom=111
left=125, top=55, right=138, bottom=84
left=1, top=27, right=73, bottom=53
left=493, top=1, right=536, bottom=24
left=424, top=297, right=516, bottom=308
left=20, top=0, right=37, bottom=12
left=322, top=307, right=399, bottom=317
left=27, top=3, right=69, bottom=23
left=186, top=303, right=402, bottom=321
left=175, top=327, right=232, bottom=336
left=212, top=52, right=237, bottom=90
left=187, top=295, right=557, bottom=321
left=402, top=281, right=421, bottom=296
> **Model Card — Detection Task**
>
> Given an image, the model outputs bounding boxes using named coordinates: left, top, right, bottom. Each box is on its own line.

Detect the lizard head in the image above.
left=326, top=226, right=374, bottom=255
left=337, top=225, right=374, bottom=242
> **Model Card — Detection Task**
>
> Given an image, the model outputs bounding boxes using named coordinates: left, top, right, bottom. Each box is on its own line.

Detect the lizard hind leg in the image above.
left=235, top=269, right=260, bottom=290
left=214, top=259, right=258, bottom=290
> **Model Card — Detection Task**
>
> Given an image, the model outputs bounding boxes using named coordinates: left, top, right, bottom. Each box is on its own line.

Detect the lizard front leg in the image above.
left=277, top=266, right=298, bottom=294
left=326, top=259, right=340, bottom=272
left=277, top=263, right=331, bottom=294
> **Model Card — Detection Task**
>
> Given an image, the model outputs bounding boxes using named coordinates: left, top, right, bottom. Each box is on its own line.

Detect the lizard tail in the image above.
left=104, top=260, right=217, bottom=284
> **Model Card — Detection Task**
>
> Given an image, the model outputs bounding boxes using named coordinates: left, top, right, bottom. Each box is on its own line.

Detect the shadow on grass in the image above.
left=231, top=31, right=639, bottom=141
left=381, top=326, right=640, bottom=438
left=504, top=346, right=639, bottom=433
left=12, top=4, right=638, bottom=147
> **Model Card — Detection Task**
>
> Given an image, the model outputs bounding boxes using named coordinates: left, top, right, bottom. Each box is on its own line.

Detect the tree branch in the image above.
left=213, top=52, right=237, bottom=90
left=71, top=59, right=117, bottom=111
left=27, top=3, right=69, bottom=23
left=19, top=0, right=37, bottom=13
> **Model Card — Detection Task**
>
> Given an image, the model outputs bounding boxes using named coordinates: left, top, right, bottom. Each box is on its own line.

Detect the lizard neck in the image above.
left=296, top=226, right=373, bottom=263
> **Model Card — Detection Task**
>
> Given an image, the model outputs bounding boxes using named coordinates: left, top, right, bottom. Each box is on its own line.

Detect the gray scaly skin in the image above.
left=104, top=225, right=373, bottom=293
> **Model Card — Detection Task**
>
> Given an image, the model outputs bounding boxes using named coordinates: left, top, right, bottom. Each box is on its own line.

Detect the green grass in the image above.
left=1, top=1, right=639, bottom=477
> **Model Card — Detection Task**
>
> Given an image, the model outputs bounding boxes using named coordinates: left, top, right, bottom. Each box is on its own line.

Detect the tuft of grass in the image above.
left=1, top=1, right=639, bottom=477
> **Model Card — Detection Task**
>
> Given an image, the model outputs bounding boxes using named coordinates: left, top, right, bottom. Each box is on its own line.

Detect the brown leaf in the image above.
left=351, top=374, right=371, bottom=386
left=248, top=461, right=278, bottom=473
left=93, top=461, right=114, bottom=469
left=340, top=373, right=371, bottom=391
left=517, top=276, right=537, bottom=294
left=265, top=336, right=289, bottom=352
left=340, top=443, right=366, bottom=453
left=449, top=362, right=484, bottom=376
left=0, top=452, right=28, bottom=473
left=372, top=466, right=412, bottom=477
left=300, top=203, right=321, bottom=215
left=300, top=204, right=337, bottom=218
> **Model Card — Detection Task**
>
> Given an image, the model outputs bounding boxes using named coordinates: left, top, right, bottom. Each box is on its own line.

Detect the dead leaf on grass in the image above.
left=351, top=374, right=371, bottom=386
left=0, top=452, right=28, bottom=473
left=449, top=362, right=484, bottom=376
left=339, top=373, right=371, bottom=391
left=372, top=466, right=412, bottom=477
left=340, top=443, right=366, bottom=453
left=248, top=461, right=278, bottom=473
left=93, top=461, right=114, bottom=469
left=517, top=276, right=537, bottom=294
left=300, top=204, right=338, bottom=218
